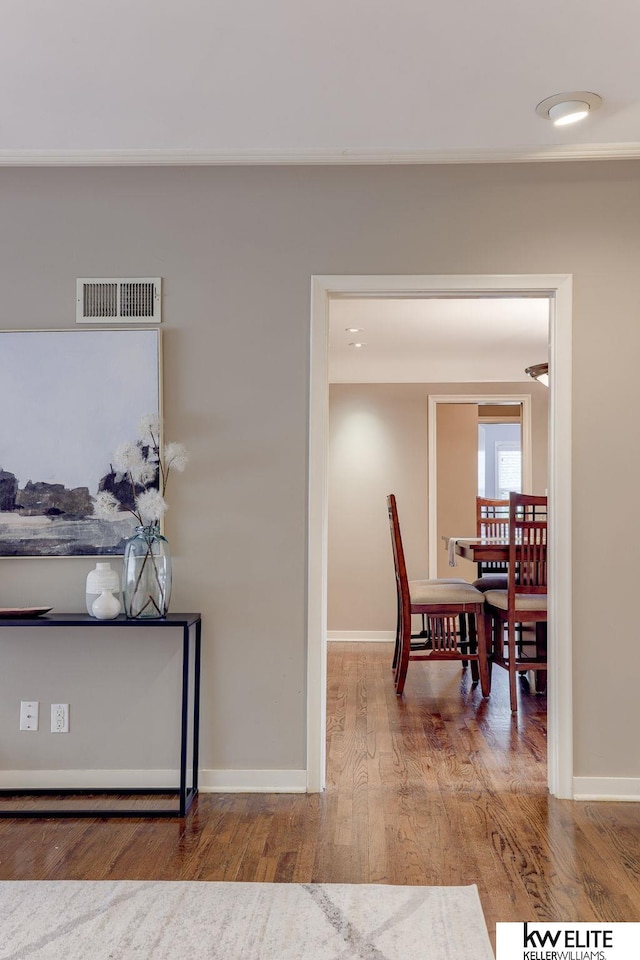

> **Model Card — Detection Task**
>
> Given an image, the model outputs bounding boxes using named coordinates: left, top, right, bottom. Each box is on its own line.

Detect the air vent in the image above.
left=76, top=278, right=162, bottom=323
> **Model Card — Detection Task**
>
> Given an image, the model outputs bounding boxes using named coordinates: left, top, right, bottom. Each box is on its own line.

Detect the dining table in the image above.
left=442, top=535, right=509, bottom=567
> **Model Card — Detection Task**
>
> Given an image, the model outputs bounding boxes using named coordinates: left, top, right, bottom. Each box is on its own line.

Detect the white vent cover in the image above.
left=76, top=278, right=162, bottom=323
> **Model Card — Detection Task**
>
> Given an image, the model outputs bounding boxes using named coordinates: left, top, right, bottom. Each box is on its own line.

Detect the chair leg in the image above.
left=468, top=613, right=480, bottom=684
left=484, top=610, right=495, bottom=693
left=475, top=609, right=491, bottom=698
left=486, top=610, right=498, bottom=665
left=462, top=613, right=480, bottom=680
left=507, top=619, right=518, bottom=713
left=535, top=621, right=547, bottom=693
left=459, top=612, right=468, bottom=669
left=392, top=592, right=401, bottom=672
left=394, top=610, right=411, bottom=696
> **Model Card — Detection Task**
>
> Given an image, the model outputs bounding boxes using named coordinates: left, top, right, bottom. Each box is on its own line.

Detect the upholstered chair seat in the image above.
left=410, top=581, right=485, bottom=604
left=472, top=573, right=508, bottom=592
left=410, top=576, right=467, bottom=592
left=484, top=589, right=547, bottom=611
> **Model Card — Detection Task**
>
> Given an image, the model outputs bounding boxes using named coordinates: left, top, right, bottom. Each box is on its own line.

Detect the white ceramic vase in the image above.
left=86, top=562, right=120, bottom=616
left=91, top=589, right=121, bottom=620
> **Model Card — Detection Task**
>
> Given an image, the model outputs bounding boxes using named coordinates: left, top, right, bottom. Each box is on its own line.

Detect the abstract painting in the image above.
left=0, top=329, right=161, bottom=557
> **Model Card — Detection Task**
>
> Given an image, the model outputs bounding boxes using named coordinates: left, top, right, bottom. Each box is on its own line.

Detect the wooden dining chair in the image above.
left=387, top=494, right=491, bottom=698
left=483, top=492, right=547, bottom=713
left=472, top=496, right=509, bottom=591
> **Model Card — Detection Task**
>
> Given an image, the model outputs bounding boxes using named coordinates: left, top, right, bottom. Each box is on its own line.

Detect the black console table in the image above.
left=0, top=612, right=201, bottom=819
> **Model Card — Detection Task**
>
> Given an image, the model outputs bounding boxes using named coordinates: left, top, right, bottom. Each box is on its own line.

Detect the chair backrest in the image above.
left=476, top=496, right=510, bottom=538
left=508, top=492, right=548, bottom=602
left=476, top=496, right=509, bottom=574
left=387, top=494, right=411, bottom=622
left=387, top=494, right=408, bottom=589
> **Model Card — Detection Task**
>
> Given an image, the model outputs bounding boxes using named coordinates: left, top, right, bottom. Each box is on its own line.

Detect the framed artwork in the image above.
left=0, top=329, right=161, bottom=557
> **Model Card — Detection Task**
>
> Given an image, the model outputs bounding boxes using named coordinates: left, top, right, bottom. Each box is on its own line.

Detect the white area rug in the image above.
left=0, top=881, right=494, bottom=959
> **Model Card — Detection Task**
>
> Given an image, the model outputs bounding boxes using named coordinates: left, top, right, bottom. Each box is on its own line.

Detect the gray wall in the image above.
left=328, top=383, right=548, bottom=634
left=0, top=161, right=639, bottom=782
left=2, top=628, right=182, bottom=773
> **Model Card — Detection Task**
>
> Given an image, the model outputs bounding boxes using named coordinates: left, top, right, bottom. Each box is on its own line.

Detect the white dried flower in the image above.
left=164, top=441, right=188, bottom=473
left=104, top=424, right=186, bottom=521
left=92, top=490, right=121, bottom=518
left=136, top=489, right=167, bottom=524
left=138, top=414, right=161, bottom=441
left=114, top=441, right=145, bottom=474
left=130, top=460, right=157, bottom=487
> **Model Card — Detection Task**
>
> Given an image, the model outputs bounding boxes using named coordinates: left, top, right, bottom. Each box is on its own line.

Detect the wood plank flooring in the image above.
left=1, top=642, right=639, bottom=948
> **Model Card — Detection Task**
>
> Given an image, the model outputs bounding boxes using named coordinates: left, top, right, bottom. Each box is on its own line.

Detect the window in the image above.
left=495, top=441, right=522, bottom=499
left=478, top=422, right=522, bottom=499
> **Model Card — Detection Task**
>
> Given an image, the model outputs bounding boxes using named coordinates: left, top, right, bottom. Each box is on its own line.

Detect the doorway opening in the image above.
left=308, top=274, right=573, bottom=798
left=427, top=393, right=534, bottom=580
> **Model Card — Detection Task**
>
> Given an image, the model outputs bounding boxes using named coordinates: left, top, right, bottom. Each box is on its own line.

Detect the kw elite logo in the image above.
left=496, top=921, right=640, bottom=959
left=523, top=921, right=611, bottom=958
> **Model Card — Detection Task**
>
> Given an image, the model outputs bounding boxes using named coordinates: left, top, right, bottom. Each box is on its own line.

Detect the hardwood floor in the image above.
left=1, top=642, right=639, bottom=947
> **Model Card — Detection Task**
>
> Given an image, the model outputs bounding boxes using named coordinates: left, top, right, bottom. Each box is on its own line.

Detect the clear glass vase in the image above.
left=122, top=524, right=172, bottom=619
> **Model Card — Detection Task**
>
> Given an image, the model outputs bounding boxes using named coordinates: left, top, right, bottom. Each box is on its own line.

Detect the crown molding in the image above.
left=0, top=142, right=639, bottom=166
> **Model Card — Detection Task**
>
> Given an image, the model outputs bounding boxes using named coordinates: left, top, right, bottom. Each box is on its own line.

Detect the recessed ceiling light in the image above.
left=348, top=342, right=366, bottom=348
left=536, top=91, right=602, bottom=126
left=345, top=327, right=363, bottom=333
left=549, top=101, right=589, bottom=125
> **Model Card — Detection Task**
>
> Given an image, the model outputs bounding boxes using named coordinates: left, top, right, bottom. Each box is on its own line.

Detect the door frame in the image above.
left=427, top=393, right=533, bottom=576
left=308, top=274, right=573, bottom=799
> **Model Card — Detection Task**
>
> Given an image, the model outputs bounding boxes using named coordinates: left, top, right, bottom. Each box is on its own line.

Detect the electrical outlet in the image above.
left=51, top=703, right=69, bottom=733
left=19, top=701, right=39, bottom=731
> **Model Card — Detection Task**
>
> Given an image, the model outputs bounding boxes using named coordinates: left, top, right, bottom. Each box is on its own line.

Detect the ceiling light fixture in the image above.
left=345, top=327, right=363, bottom=333
left=536, top=91, right=602, bottom=126
left=349, top=342, right=366, bottom=348
left=525, top=362, right=549, bottom=387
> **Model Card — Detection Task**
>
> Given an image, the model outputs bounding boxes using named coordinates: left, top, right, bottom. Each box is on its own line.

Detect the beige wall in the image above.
left=328, top=382, right=548, bottom=633
left=0, top=161, right=638, bottom=783
left=328, top=384, right=430, bottom=633
left=435, top=403, right=478, bottom=579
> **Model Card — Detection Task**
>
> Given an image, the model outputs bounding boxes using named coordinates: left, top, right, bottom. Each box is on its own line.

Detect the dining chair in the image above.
left=472, top=496, right=509, bottom=591
left=483, top=492, right=547, bottom=713
left=387, top=494, right=491, bottom=698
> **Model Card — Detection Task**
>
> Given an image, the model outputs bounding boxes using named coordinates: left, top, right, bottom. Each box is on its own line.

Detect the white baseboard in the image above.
left=4, top=769, right=640, bottom=799
left=327, top=631, right=395, bottom=642
left=573, top=777, right=640, bottom=801
left=199, top=769, right=307, bottom=793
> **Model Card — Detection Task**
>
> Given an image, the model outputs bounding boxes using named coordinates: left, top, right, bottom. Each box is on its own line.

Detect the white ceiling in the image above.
left=329, top=298, right=549, bottom=383
left=2, top=0, right=640, bottom=162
